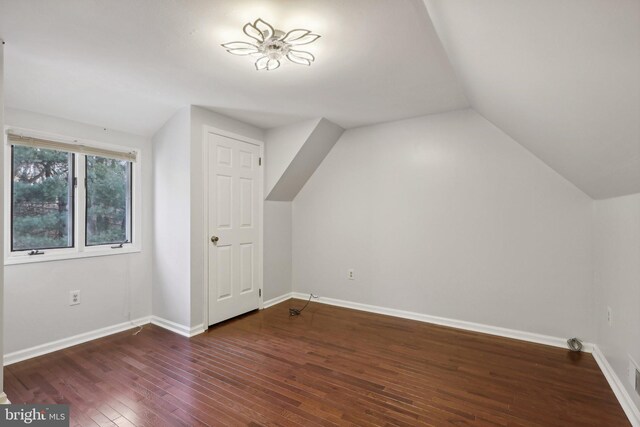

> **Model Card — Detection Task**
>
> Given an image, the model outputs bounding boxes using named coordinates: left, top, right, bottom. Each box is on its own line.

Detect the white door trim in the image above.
left=201, top=125, right=264, bottom=328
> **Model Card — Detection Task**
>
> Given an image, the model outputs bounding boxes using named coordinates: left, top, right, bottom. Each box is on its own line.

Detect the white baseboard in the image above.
left=3, top=315, right=207, bottom=367
left=3, top=316, right=152, bottom=366
left=5, top=293, right=633, bottom=425
left=262, top=292, right=294, bottom=309
left=290, top=292, right=593, bottom=352
left=150, top=316, right=206, bottom=338
left=286, top=293, right=640, bottom=423
left=592, top=345, right=640, bottom=427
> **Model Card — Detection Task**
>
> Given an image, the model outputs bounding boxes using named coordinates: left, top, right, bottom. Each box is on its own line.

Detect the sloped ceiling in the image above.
left=424, top=0, right=640, bottom=199
left=1, top=0, right=637, bottom=199
left=266, top=118, right=344, bottom=201
left=265, top=118, right=321, bottom=196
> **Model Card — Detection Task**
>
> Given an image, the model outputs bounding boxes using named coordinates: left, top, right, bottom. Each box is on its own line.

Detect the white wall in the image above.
left=593, top=193, right=640, bottom=410
left=153, top=106, right=265, bottom=329
left=3, top=108, right=153, bottom=354
left=264, top=201, right=292, bottom=301
left=152, top=107, right=191, bottom=326
left=293, top=109, right=594, bottom=340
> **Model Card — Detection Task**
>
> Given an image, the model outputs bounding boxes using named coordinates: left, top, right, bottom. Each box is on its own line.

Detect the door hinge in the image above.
left=258, top=157, right=262, bottom=166
left=73, top=177, right=78, bottom=187
left=259, top=289, right=262, bottom=297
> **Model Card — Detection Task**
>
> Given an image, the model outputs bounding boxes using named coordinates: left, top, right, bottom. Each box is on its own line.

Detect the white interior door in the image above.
left=208, top=132, right=262, bottom=326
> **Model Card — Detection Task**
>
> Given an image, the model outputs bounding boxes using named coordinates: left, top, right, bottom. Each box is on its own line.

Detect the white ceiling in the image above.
left=0, top=0, right=468, bottom=136
left=1, top=0, right=637, bottom=199
left=425, top=0, right=640, bottom=199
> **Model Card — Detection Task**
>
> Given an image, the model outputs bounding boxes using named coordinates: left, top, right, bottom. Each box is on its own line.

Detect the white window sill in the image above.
left=4, top=245, right=141, bottom=266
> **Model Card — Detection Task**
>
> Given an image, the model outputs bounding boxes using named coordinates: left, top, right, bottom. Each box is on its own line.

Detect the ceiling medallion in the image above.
left=222, top=18, right=320, bottom=71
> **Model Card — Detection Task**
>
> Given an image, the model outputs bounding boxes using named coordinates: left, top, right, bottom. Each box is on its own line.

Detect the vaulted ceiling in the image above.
left=424, top=0, right=640, bottom=199
left=0, top=0, right=638, bottom=199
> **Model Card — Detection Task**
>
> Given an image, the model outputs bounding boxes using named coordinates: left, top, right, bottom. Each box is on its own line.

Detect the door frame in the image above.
left=201, top=125, right=264, bottom=328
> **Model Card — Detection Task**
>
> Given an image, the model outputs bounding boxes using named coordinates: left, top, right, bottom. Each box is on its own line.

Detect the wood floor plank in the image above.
left=3, top=299, right=630, bottom=426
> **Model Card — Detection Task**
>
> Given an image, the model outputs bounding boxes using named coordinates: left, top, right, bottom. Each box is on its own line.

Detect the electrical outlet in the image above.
left=629, top=356, right=640, bottom=395
left=607, top=306, right=612, bottom=326
left=70, top=290, right=80, bottom=306
left=347, top=269, right=355, bottom=280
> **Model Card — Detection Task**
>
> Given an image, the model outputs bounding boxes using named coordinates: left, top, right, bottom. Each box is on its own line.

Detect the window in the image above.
left=5, top=130, right=139, bottom=263
left=85, top=156, right=132, bottom=246
left=11, top=146, right=75, bottom=251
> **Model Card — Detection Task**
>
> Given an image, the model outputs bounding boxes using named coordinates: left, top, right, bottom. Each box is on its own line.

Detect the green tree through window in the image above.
left=85, top=156, right=132, bottom=246
left=11, top=146, right=74, bottom=251
left=11, top=146, right=134, bottom=252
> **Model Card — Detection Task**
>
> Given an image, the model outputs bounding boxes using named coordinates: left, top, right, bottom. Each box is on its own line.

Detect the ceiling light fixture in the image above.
left=222, top=18, right=320, bottom=71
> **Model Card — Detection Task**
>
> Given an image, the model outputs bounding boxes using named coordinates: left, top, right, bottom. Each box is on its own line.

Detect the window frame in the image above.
left=4, top=127, right=142, bottom=265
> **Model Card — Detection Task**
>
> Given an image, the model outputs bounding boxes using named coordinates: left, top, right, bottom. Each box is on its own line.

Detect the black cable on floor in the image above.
left=289, top=294, right=318, bottom=316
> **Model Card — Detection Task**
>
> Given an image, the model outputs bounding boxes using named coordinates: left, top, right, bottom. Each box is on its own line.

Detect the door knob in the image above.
left=211, top=235, right=219, bottom=245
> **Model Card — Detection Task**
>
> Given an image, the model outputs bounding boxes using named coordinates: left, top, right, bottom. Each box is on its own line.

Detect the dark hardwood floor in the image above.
left=4, top=299, right=629, bottom=426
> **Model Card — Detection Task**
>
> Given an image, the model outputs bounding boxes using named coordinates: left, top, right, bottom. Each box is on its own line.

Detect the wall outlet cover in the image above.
left=70, top=290, right=80, bottom=306
left=347, top=269, right=355, bottom=280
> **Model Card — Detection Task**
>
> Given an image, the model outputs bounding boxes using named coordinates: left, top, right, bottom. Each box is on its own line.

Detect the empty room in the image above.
left=0, top=0, right=638, bottom=425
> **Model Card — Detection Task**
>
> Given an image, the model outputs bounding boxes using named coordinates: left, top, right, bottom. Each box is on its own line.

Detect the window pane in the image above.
left=11, top=146, right=74, bottom=251
left=85, top=156, right=132, bottom=246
